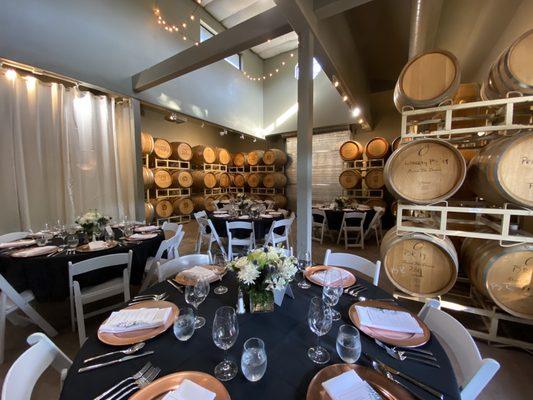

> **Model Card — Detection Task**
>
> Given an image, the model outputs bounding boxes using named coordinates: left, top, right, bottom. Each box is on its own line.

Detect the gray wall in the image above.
left=0, top=0, right=264, bottom=136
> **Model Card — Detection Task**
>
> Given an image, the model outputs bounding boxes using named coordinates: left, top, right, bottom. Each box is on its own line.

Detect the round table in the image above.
left=0, top=231, right=163, bottom=302
left=60, top=273, right=461, bottom=400
left=209, top=214, right=284, bottom=240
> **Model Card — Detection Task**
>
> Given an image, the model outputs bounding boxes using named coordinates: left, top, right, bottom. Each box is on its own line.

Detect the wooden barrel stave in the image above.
left=150, top=199, right=174, bottom=218
left=233, top=152, right=248, bottom=167
left=233, top=173, right=248, bottom=187
left=365, top=137, right=390, bottom=159
left=339, top=140, right=364, bottom=161
left=171, top=170, right=193, bottom=188
left=153, top=138, right=172, bottom=159
left=339, top=170, right=362, bottom=189
left=263, top=173, right=287, bottom=188
left=145, top=202, right=155, bottom=224
left=191, top=195, right=218, bottom=212
left=217, top=172, right=231, bottom=188
left=364, top=168, right=385, bottom=189
left=191, top=170, right=217, bottom=189
left=247, top=173, right=264, bottom=188
left=170, top=142, right=193, bottom=161
left=216, top=148, right=232, bottom=165
left=263, top=149, right=287, bottom=166
left=248, top=150, right=265, bottom=166
left=172, top=197, right=194, bottom=215
left=153, top=169, right=172, bottom=189
left=191, top=145, right=217, bottom=165
left=143, top=166, right=155, bottom=189
left=141, top=132, right=154, bottom=155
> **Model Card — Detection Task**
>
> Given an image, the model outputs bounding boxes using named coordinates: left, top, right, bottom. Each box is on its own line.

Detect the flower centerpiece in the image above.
left=334, top=195, right=349, bottom=210
left=75, top=209, right=111, bottom=241
left=229, top=246, right=298, bottom=313
left=235, top=192, right=254, bottom=216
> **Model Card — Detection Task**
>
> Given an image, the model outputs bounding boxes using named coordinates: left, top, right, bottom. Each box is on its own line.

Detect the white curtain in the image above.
left=0, top=73, right=137, bottom=234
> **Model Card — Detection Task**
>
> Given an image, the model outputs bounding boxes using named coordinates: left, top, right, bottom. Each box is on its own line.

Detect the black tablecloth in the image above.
left=60, top=274, right=461, bottom=400
left=209, top=214, right=283, bottom=240
left=314, top=209, right=376, bottom=231
left=0, top=233, right=163, bottom=302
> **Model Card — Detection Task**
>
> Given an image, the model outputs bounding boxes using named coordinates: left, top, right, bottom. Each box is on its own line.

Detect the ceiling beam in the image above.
left=314, top=0, right=373, bottom=19
left=132, top=7, right=291, bottom=92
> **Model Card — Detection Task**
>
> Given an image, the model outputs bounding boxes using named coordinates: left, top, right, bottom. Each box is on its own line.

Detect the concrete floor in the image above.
left=1, top=222, right=531, bottom=399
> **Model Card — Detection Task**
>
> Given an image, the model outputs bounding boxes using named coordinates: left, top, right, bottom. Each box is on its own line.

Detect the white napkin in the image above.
left=322, top=370, right=372, bottom=400
left=238, top=215, right=250, bottom=219
left=343, top=208, right=354, bottom=211
left=12, top=245, right=57, bottom=257
left=88, top=241, right=107, bottom=250
left=355, top=306, right=423, bottom=334
left=177, top=266, right=216, bottom=282
left=260, top=214, right=273, bottom=218
left=214, top=214, right=230, bottom=218
left=312, top=269, right=352, bottom=286
left=99, top=307, right=172, bottom=333
left=0, top=239, right=35, bottom=249
left=162, top=379, right=216, bottom=400
left=135, top=225, right=159, bottom=232
left=129, top=233, right=158, bottom=240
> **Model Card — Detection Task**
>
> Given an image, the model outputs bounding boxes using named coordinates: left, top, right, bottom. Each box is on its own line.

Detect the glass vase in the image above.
left=248, top=290, right=275, bottom=313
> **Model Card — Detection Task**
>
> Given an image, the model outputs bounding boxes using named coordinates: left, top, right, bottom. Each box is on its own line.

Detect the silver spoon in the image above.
left=370, top=360, right=424, bottom=400
left=83, top=342, right=145, bottom=364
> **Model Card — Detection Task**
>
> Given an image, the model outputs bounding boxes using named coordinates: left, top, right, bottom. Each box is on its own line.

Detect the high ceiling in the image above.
left=202, top=0, right=299, bottom=59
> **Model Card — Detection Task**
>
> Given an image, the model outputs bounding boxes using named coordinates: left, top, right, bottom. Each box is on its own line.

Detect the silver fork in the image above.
left=132, top=293, right=167, bottom=301
left=128, top=294, right=168, bottom=305
left=111, top=366, right=161, bottom=400
left=375, top=339, right=434, bottom=357
left=343, top=284, right=363, bottom=294
left=93, top=362, right=151, bottom=400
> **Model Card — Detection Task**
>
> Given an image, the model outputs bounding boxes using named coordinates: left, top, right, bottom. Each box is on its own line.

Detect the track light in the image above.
left=351, top=107, right=361, bottom=117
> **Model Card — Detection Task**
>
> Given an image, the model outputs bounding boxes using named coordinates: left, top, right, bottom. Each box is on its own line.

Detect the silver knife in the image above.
left=377, top=360, right=444, bottom=399
left=396, top=345, right=434, bottom=357
left=166, top=279, right=183, bottom=293
left=77, top=351, right=154, bottom=373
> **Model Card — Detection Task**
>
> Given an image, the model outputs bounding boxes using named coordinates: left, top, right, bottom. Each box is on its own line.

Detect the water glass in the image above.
left=56, top=225, right=67, bottom=245
left=185, top=278, right=210, bottom=328
left=307, top=297, right=333, bottom=364
left=212, top=306, right=239, bottom=381
left=336, top=324, right=361, bottom=363
left=104, top=226, right=115, bottom=242
left=66, top=235, right=79, bottom=252
left=322, top=269, right=343, bottom=321
left=173, top=307, right=196, bottom=342
left=241, top=338, right=267, bottom=382
left=298, top=250, right=312, bottom=289
left=35, top=233, right=47, bottom=247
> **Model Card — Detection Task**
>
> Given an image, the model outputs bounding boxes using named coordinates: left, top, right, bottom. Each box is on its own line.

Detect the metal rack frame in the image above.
left=156, top=214, right=191, bottom=226
left=343, top=159, right=384, bottom=170
left=203, top=187, right=227, bottom=195
left=153, top=188, right=191, bottom=199
left=342, top=189, right=383, bottom=199
left=251, top=187, right=285, bottom=195
left=228, top=166, right=246, bottom=173
left=228, top=187, right=245, bottom=193
left=249, top=165, right=285, bottom=173
left=201, top=163, right=228, bottom=172
left=152, top=158, right=191, bottom=170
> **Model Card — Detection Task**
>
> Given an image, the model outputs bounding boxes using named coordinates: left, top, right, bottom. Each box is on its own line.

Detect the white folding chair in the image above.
left=155, top=253, right=212, bottom=282
left=419, top=300, right=500, bottom=400
left=0, top=275, right=58, bottom=364
left=278, top=208, right=290, bottom=218
left=0, top=232, right=30, bottom=243
left=140, top=230, right=184, bottom=291
left=364, top=208, right=384, bottom=245
left=312, top=209, right=328, bottom=244
left=206, top=219, right=227, bottom=259
left=337, top=211, right=366, bottom=249
left=323, top=249, right=381, bottom=286
left=69, top=251, right=132, bottom=345
left=264, top=218, right=292, bottom=249
left=1, top=333, right=72, bottom=400
left=226, top=221, right=255, bottom=260
left=161, top=221, right=182, bottom=240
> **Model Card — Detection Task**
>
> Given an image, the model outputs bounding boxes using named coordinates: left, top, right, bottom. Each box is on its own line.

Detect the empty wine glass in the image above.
left=212, top=306, right=239, bottom=381
left=185, top=278, right=210, bottom=328
left=66, top=235, right=79, bottom=254
left=104, top=226, right=115, bottom=243
left=35, top=233, right=47, bottom=247
left=307, top=297, right=333, bottom=364
left=322, top=269, right=344, bottom=321
left=173, top=307, right=196, bottom=342
left=298, top=251, right=312, bottom=289
left=213, top=254, right=228, bottom=295
left=241, top=337, right=267, bottom=382
left=336, top=324, right=361, bottom=363
left=56, top=225, right=68, bottom=246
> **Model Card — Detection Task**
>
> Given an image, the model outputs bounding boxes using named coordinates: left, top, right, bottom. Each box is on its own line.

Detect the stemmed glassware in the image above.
left=241, top=337, right=267, bottom=382
left=173, top=306, right=196, bottom=342
left=185, top=278, right=210, bottom=329
left=212, top=306, right=239, bottom=381
left=213, top=253, right=228, bottom=295
left=66, top=234, right=79, bottom=254
left=336, top=324, right=361, bottom=363
left=307, top=297, right=333, bottom=364
left=322, top=269, right=344, bottom=321
left=298, top=251, right=312, bottom=289
left=56, top=225, right=68, bottom=246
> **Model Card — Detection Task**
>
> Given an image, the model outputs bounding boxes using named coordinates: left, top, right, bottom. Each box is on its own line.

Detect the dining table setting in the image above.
left=313, top=204, right=376, bottom=232
left=59, top=256, right=461, bottom=400
left=209, top=209, right=285, bottom=239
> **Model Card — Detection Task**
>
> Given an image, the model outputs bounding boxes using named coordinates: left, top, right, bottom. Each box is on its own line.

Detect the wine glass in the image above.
left=56, top=225, right=68, bottom=246
left=298, top=250, right=312, bottom=289
left=307, top=297, right=333, bottom=364
left=173, top=307, right=196, bottom=342
left=35, top=233, right=47, bottom=247
left=241, top=337, right=267, bottom=382
left=322, top=269, right=344, bottom=321
left=213, top=254, right=228, bottom=295
left=336, top=324, right=361, bottom=363
left=66, top=234, right=79, bottom=254
left=212, top=306, right=239, bottom=381
left=185, top=278, right=210, bottom=329
left=104, top=226, right=115, bottom=243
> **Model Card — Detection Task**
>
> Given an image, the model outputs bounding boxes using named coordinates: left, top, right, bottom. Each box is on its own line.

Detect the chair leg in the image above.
left=0, top=293, right=6, bottom=364
left=361, top=230, right=365, bottom=249
left=73, top=283, right=86, bottom=346
left=70, top=290, right=75, bottom=332
left=16, top=296, right=58, bottom=338
left=375, top=228, right=380, bottom=246
left=344, top=229, right=348, bottom=249
left=123, top=269, right=131, bottom=302
left=337, top=228, right=342, bottom=244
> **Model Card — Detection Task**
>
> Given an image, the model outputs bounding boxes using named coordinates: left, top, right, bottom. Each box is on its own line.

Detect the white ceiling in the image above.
left=202, top=0, right=298, bottom=59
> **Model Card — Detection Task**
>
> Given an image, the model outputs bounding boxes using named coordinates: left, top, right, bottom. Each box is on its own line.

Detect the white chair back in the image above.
left=69, top=253, right=132, bottom=280
left=226, top=221, right=255, bottom=260
left=0, top=232, right=30, bottom=243
left=338, top=211, right=367, bottom=249
left=194, top=211, right=207, bottom=220
left=323, top=249, right=381, bottom=286
left=156, top=253, right=212, bottom=282
left=161, top=222, right=181, bottom=239
left=312, top=209, right=328, bottom=244
left=344, top=211, right=366, bottom=223
left=265, top=218, right=292, bottom=248
left=206, top=219, right=227, bottom=259
left=1, top=333, right=72, bottom=400
left=419, top=301, right=500, bottom=400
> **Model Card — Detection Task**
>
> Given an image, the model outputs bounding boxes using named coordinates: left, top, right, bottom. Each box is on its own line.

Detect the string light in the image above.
left=334, top=81, right=339, bottom=87
left=153, top=3, right=201, bottom=45
left=5, top=69, right=17, bottom=81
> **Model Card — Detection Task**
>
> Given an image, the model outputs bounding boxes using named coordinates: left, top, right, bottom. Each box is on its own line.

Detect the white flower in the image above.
left=237, top=263, right=260, bottom=285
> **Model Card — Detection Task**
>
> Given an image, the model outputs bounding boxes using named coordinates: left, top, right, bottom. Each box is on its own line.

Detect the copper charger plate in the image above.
left=76, top=240, right=118, bottom=253
left=174, top=265, right=224, bottom=286
left=305, top=265, right=356, bottom=288
left=129, top=371, right=231, bottom=400
left=10, top=245, right=58, bottom=258
left=97, top=300, right=179, bottom=346
left=306, top=364, right=414, bottom=400
left=349, top=300, right=430, bottom=348
left=126, top=233, right=159, bottom=241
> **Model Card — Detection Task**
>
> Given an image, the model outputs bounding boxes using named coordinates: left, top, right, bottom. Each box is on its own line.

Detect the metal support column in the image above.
left=131, top=99, right=145, bottom=222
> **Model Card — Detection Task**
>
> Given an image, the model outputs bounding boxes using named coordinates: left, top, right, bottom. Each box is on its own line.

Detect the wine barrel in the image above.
left=153, top=169, right=172, bottom=189
left=458, top=148, right=480, bottom=166
left=191, top=195, right=218, bottom=212
left=216, top=148, right=231, bottom=165
left=467, top=133, right=533, bottom=207
left=384, top=139, right=466, bottom=204
left=364, top=168, right=385, bottom=189
left=394, top=50, right=461, bottom=112
left=267, top=194, right=288, bottom=209
left=142, top=166, right=154, bottom=189
left=365, top=137, right=390, bottom=159
left=247, top=173, right=264, bottom=188
left=191, top=145, right=216, bottom=165
left=248, top=150, right=265, bottom=166
left=339, top=170, right=362, bottom=189
left=153, top=138, right=172, bottom=159
left=263, top=149, right=287, bottom=166
left=365, top=198, right=388, bottom=210
left=233, top=173, right=247, bottom=187
left=263, top=173, right=287, bottom=188
left=380, top=226, right=459, bottom=297
left=233, top=152, right=248, bottom=167
left=217, top=172, right=231, bottom=188
left=145, top=202, right=155, bottom=224
left=170, top=170, right=193, bottom=188
left=339, top=140, right=364, bottom=161
left=141, top=132, right=154, bottom=155
left=170, top=142, right=193, bottom=161
left=218, top=194, right=231, bottom=202
left=391, top=137, right=402, bottom=151
left=150, top=199, right=174, bottom=218
left=462, top=238, right=533, bottom=319
left=172, top=197, right=194, bottom=215
left=191, top=170, right=217, bottom=189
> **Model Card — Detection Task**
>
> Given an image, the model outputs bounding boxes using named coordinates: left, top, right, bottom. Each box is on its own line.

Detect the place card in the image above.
left=162, top=379, right=216, bottom=400
left=354, top=306, right=423, bottom=334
